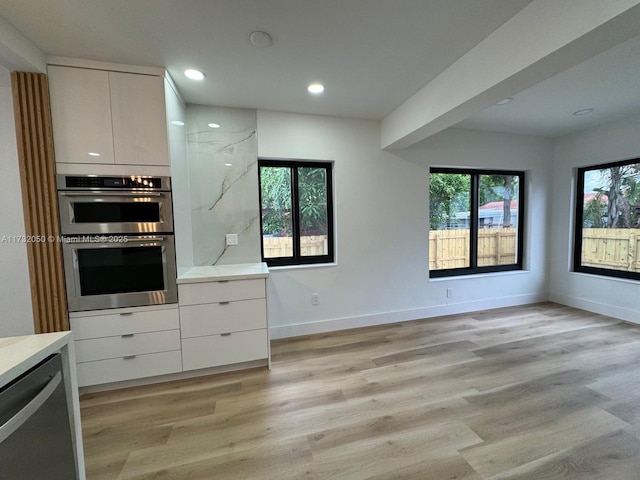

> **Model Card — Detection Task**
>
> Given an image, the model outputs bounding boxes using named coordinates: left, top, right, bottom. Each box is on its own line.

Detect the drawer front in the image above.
left=75, top=329, right=181, bottom=363
left=180, top=299, right=267, bottom=338
left=70, top=307, right=180, bottom=340
left=76, top=350, right=182, bottom=387
left=178, top=279, right=265, bottom=306
left=182, top=329, right=268, bottom=371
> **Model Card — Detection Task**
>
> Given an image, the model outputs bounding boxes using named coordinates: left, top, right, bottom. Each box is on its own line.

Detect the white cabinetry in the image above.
left=179, top=275, right=270, bottom=371
left=70, top=305, right=182, bottom=387
left=48, top=65, right=169, bottom=167
left=48, top=66, right=113, bottom=164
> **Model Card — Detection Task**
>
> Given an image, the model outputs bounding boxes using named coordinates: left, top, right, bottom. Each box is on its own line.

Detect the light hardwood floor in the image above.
left=80, top=302, right=640, bottom=479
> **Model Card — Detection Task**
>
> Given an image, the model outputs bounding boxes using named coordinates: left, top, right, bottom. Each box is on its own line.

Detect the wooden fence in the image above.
left=263, top=235, right=328, bottom=258
left=581, top=228, right=640, bottom=272
left=429, top=228, right=517, bottom=270
left=264, top=229, right=640, bottom=273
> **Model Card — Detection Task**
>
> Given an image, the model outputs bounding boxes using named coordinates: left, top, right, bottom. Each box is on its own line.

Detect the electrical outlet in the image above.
left=446, top=288, right=453, bottom=298
left=311, top=293, right=319, bottom=305
left=226, top=233, right=238, bottom=246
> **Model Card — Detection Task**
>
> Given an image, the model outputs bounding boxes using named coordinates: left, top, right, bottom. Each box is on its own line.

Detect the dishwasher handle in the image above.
left=0, top=371, right=62, bottom=444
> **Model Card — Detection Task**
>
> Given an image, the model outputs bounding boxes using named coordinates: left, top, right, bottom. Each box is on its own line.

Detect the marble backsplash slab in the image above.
left=187, top=105, right=261, bottom=266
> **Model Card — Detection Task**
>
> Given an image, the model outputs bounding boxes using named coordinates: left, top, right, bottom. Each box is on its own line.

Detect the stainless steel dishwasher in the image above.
left=0, top=353, right=79, bottom=479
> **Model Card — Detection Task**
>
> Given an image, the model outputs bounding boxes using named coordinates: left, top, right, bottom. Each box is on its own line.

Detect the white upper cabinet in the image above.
left=48, top=65, right=170, bottom=167
left=109, top=72, right=169, bottom=166
left=48, top=65, right=115, bottom=164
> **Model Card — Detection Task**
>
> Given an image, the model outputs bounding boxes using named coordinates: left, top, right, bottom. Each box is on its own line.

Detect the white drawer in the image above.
left=178, top=279, right=265, bottom=306
left=76, top=350, right=182, bottom=387
left=70, top=307, right=180, bottom=340
left=75, top=329, right=181, bottom=363
left=179, top=299, right=267, bottom=338
left=181, top=329, right=268, bottom=371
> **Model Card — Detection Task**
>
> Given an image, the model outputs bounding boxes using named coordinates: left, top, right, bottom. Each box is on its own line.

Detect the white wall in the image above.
left=549, top=112, right=640, bottom=323
left=257, top=110, right=553, bottom=338
left=0, top=65, right=34, bottom=336
left=165, top=77, right=193, bottom=275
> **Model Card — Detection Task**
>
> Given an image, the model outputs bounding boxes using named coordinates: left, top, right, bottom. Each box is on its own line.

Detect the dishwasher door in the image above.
left=0, top=353, right=78, bottom=479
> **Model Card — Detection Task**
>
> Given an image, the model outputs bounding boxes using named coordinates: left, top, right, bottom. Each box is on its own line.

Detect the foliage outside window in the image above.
left=259, top=159, right=334, bottom=266
left=574, top=158, right=640, bottom=280
left=429, top=168, right=524, bottom=277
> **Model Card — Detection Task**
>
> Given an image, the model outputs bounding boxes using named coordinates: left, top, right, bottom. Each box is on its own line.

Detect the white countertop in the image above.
left=177, top=262, right=269, bottom=284
left=0, top=331, right=73, bottom=388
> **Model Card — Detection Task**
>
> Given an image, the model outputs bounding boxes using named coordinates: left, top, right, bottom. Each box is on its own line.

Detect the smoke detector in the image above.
left=249, top=31, right=273, bottom=48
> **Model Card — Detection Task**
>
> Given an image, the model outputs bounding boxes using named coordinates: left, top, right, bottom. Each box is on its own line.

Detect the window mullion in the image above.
left=291, top=166, right=302, bottom=261
left=470, top=174, right=479, bottom=269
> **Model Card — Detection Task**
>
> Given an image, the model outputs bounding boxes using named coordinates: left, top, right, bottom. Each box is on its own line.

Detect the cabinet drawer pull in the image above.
left=218, top=280, right=229, bottom=283
left=219, top=301, right=230, bottom=305
left=123, top=355, right=137, bottom=360
left=221, top=332, right=232, bottom=337
left=121, top=334, right=134, bottom=338
left=119, top=312, right=133, bottom=316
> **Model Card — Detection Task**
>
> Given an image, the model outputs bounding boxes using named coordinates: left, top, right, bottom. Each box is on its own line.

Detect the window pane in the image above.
left=260, top=166, right=293, bottom=259
left=579, top=162, right=640, bottom=273
left=298, top=166, right=329, bottom=256
left=429, top=173, right=471, bottom=270
left=478, top=174, right=519, bottom=266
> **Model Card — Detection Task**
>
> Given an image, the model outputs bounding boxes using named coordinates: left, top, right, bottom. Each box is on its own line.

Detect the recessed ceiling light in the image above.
left=249, top=31, right=273, bottom=48
left=208, top=123, right=221, bottom=129
left=495, top=97, right=513, bottom=105
left=170, top=120, right=185, bottom=126
left=308, top=83, right=325, bottom=95
left=573, top=108, right=594, bottom=116
left=184, top=69, right=205, bottom=81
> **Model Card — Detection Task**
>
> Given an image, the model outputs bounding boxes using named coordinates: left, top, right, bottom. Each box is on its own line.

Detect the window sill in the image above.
left=267, top=262, right=338, bottom=272
left=570, top=270, right=639, bottom=285
left=429, top=269, right=530, bottom=282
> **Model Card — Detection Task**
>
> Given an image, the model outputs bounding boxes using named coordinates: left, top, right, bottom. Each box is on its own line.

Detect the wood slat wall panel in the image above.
left=11, top=72, right=68, bottom=333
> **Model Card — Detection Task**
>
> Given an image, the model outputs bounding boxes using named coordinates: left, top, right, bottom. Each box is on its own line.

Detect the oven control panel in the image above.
left=57, top=175, right=170, bottom=191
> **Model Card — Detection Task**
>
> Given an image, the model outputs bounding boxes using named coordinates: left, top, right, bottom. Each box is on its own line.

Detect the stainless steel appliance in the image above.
left=0, top=354, right=79, bottom=479
left=62, top=234, right=177, bottom=311
left=57, top=174, right=173, bottom=235
left=57, top=174, right=178, bottom=312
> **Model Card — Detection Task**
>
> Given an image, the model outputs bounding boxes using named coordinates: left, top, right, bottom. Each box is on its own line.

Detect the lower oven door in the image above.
left=62, top=235, right=178, bottom=312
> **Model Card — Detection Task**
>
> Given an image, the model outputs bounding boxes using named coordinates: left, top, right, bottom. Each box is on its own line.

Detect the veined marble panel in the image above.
left=187, top=105, right=261, bottom=266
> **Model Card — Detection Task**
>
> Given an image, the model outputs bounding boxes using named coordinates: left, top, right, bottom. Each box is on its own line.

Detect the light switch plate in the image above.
left=226, top=233, right=238, bottom=246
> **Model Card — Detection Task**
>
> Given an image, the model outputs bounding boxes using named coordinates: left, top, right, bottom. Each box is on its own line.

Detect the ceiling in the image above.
left=456, top=33, right=640, bottom=137
left=0, top=0, right=639, bottom=138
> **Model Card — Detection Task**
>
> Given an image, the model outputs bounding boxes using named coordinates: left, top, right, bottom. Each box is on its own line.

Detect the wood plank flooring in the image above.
left=80, top=302, right=640, bottom=479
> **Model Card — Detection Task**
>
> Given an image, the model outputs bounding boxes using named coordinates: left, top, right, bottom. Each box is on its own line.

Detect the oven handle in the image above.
left=59, top=191, right=164, bottom=197
left=63, top=235, right=171, bottom=245
left=121, top=236, right=171, bottom=242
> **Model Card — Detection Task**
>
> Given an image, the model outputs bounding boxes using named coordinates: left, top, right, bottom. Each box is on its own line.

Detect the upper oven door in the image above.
left=58, top=190, right=174, bottom=235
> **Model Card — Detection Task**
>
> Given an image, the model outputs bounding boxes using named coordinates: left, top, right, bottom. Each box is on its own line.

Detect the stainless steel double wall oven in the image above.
left=57, top=174, right=178, bottom=312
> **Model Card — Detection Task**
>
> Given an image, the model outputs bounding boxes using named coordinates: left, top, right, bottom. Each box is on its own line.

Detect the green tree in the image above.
left=591, top=164, right=640, bottom=228
left=298, top=167, right=328, bottom=235
left=429, top=173, right=470, bottom=230
left=479, top=174, right=518, bottom=228
left=260, top=166, right=292, bottom=236
left=260, top=166, right=328, bottom=236
left=583, top=196, right=605, bottom=227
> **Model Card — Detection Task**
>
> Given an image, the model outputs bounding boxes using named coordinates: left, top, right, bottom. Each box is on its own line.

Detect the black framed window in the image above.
left=429, top=168, right=524, bottom=277
left=574, top=158, right=640, bottom=281
left=259, top=159, right=334, bottom=267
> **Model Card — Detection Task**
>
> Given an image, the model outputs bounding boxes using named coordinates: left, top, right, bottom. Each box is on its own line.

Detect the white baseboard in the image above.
left=549, top=293, right=640, bottom=325
left=269, top=292, right=548, bottom=339
left=78, top=358, right=268, bottom=395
